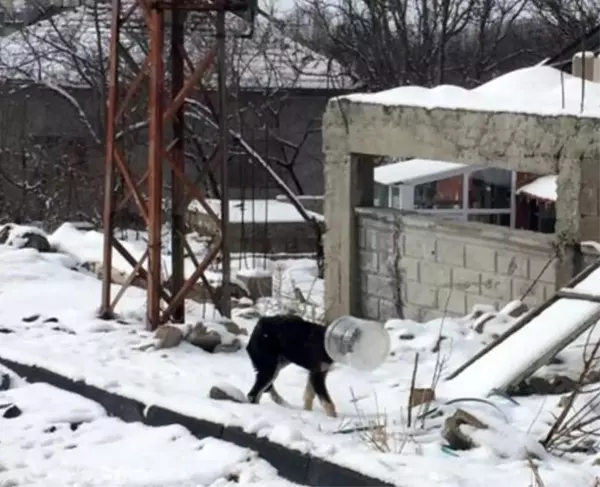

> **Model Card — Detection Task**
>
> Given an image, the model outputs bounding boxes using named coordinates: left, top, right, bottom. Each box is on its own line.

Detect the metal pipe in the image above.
left=170, top=9, right=185, bottom=323
left=100, top=0, right=122, bottom=319
left=147, top=6, right=165, bottom=330
left=217, top=8, right=231, bottom=319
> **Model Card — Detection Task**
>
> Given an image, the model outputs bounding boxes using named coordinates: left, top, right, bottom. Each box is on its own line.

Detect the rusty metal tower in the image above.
left=99, top=0, right=255, bottom=330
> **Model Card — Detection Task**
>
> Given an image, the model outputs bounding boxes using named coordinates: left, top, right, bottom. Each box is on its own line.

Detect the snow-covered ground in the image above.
left=1, top=223, right=600, bottom=486
left=0, top=369, right=300, bottom=487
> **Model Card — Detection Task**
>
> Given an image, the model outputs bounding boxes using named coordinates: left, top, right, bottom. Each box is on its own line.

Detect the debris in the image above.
left=410, top=388, right=435, bottom=408
left=154, top=325, right=186, bottom=350
left=442, top=408, right=488, bottom=451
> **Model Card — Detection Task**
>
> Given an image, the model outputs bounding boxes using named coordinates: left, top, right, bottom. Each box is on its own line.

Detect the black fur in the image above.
left=246, top=314, right=337, bottom=417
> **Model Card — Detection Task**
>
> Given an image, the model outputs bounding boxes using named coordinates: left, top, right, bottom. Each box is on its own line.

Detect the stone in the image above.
left=154, top=324, right=185, bottom=349
left=209, top=385, right=244, bottom=402
left=186, top=323, right=222, bottom=353
left=0, top=224, right=51, bottom=252
left=2, top=404, right=22, bottom=419
left=442, top=408, right=488, bottom=451
left=409, top=387, right=435, bottom=408
left=0, top=374, right=10, bottom=391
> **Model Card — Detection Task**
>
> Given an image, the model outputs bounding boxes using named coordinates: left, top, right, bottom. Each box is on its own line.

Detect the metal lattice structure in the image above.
left=100, top=0, right=256, bottom=330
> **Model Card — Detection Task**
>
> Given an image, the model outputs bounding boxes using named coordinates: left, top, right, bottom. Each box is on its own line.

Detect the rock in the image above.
left=0, top=224, right=51, bottom=252
left=409, top=388, right=435, bottom=408
left=185, top=322, right=242, bottom=354
left=0, top=374, right=10, bottom=391
left=214, top=338, right=242, bottom=353
left=2, top=404, right=22, bottom=419
left=399, top=333, right=415, bottom=340
left=0, top=328, right=14, bottom=334
left=509, top=375, right=578, bottom=396
left=215, top=318, right=247, bottom=336
left=154, top=325, right=185, bottom=349
left=442, top=408, right=488, bottom=451
left=209, top=385, right=246, bottom=403
left=22, top=314, right=41, bottom=323
left=186, top=323, right=222, bottom=352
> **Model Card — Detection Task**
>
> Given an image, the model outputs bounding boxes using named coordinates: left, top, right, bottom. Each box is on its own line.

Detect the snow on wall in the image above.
left=341, top=65, right=600, bottom=117
left=0, top=3, right=355, bottom=90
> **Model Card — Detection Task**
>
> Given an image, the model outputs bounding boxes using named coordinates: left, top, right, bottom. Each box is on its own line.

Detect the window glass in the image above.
left=469, top=168, right=511, bottom=209
left=414, top=175, right=463, bottom=209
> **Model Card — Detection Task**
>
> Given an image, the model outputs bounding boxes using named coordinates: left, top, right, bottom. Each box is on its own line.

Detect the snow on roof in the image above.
left=188, top=198, right=324, bottom=223
left=516, top=174, right=557, bottom=202
left=342, top=65, right=600, bottom=117
left=0, top=4, right=354, bottom=90
left=374, top=158, right=468, bottom=186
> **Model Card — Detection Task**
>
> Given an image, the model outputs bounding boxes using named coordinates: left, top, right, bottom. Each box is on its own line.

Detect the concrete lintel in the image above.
left=329, top=98, right=600, bottom=173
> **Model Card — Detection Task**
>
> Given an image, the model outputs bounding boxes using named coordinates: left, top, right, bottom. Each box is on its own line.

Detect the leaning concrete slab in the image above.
left=322, top=67, right=600, bottom=322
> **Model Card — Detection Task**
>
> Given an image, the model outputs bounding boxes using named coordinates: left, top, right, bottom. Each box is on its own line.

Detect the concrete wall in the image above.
left=357, top=207, right=558, bottom=322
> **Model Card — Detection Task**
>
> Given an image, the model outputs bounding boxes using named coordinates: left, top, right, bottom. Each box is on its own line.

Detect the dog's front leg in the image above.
left=303, top=377, right=315, bottom=411
left=309, top=370, right=337, bottom=418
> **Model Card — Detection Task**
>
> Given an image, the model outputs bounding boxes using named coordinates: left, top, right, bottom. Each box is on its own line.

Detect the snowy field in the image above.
left=0, top=368, right=300, bottom=487
left=1, top=223, right=600, bottom=486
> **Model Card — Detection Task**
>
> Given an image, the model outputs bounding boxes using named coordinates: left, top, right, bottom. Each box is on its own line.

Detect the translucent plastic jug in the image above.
left=324, top=316, right=391, bottom=371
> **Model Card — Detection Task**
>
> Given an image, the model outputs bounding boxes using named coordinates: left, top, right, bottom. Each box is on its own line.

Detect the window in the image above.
left=374, top=183, right=389, bottom=208
left=414, top=175, right=463, bottom=210
left=390, top=186, right=401, bottom=208
left=469, top=168, right=511, bottom=209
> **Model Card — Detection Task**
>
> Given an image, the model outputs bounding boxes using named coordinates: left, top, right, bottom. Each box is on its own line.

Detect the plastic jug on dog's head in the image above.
left=324, top=316, right=391, bottom=371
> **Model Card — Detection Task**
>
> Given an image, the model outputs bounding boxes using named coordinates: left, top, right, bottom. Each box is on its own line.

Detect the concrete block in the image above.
left=361, top=296, right=380, bottom=320
left=466, top=293, right=500, bottom=313
left=404, top=233, right=436, bottom=261
left=465, top=244, right=496, bottom=272
left=528, top=257, right=557, bottom=284
left=496, top=251, right=528, bottom=278
left=398, top=256, right=419, bottom=281
left=511, top=277, right=545, bottom=302
left=438, top=288, right=467, bottom=316
left=479, top=273, right=512, bottom=300
left=405, top=281, right=438, bottom=308
left=420, top=260, right=452, bottom=286
left=364, top=226, right=395, bottom=252
left=436, top=239, right=465, bottom=266
left=359, top=250, right=379, bottom=273
left=451, top=268, right=481, bottom=294
left=365, top=273, right=396, bottom=302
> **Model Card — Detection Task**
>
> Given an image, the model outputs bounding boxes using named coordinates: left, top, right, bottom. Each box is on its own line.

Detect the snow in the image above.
left=374, top=159, right=469, bottom=186
left=343, top=65, right=600, bottom=117
left=0, top=4, right=354, bottom=90
left=187, top=199, right=324, bottom=223
left=0, top=381, right=300, bottom=486
left=2, top=225, right=600, bottom=485
left=516, top=175, right=558, bottom=202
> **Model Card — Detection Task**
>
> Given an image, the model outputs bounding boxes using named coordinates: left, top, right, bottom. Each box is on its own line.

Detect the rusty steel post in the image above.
left=101, top=0, right=254, bottom=330
left=100, top=0, right=121, bottom=319
left=147, top=7, right=165, bottom=329
left=216, top=9, right=231, bottom=318
left=170, top=9, right=185, bottom=323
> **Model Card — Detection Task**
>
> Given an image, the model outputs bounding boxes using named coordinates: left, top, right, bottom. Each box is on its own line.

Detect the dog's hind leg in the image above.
left=309, top=369, right=337, bottom=418
left=247, top=359, right=278, bottom=404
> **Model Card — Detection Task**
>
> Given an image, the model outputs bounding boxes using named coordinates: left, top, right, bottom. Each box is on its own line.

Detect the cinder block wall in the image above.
left=357, top=208, right=558, bottom=322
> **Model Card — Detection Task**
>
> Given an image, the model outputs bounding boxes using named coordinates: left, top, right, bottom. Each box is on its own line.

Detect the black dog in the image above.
left=246, top=314, right=338, bottom=417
